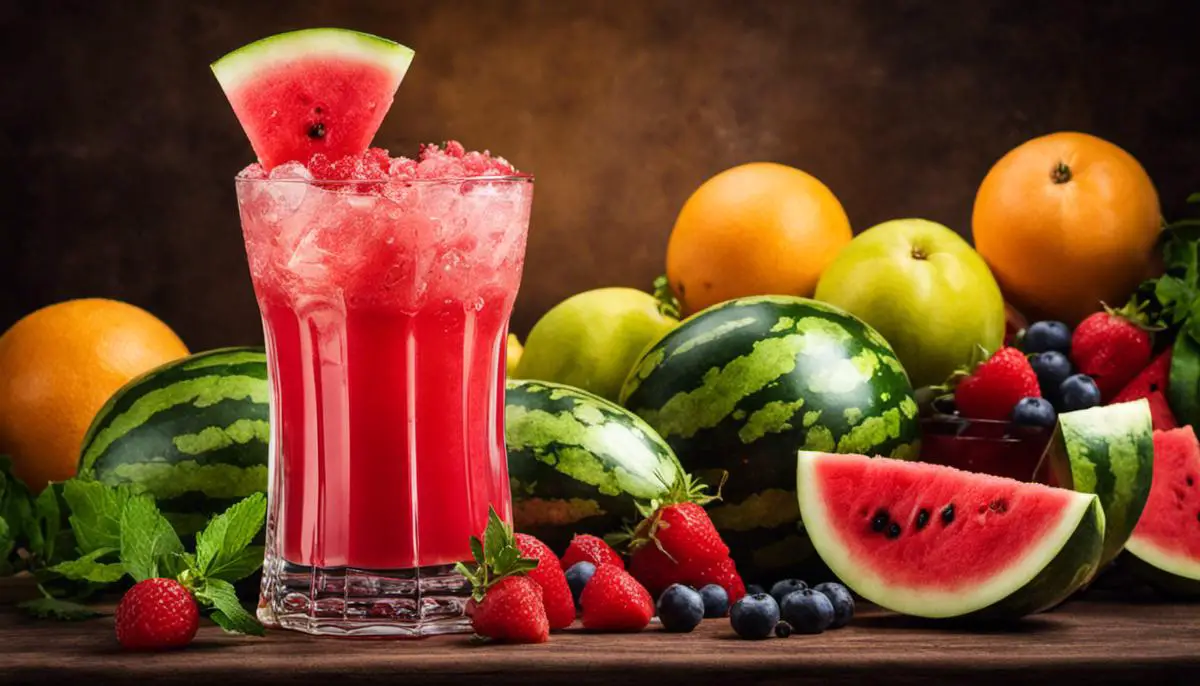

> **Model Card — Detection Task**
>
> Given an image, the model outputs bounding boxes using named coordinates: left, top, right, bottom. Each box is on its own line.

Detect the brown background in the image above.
left=2, top=0, right=1198, bottom=349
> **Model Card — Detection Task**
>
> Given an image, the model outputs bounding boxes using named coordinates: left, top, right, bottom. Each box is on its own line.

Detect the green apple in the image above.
left=516, top=287, right=678, bottom=401
left=814, top=218, right=1005, bottom=389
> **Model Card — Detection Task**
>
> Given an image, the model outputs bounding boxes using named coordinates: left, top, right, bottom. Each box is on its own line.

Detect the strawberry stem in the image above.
left=454, top=506, right=538, bottom=602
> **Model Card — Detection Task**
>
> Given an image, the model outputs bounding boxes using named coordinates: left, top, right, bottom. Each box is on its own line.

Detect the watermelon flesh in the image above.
left=212, top=29, right=414, bottom=170
left=1125, top=426, right=1200, bottom=595
left=797, top=451, right=1105, bottom=619
left=1111, top=348, right=1178, bottom=431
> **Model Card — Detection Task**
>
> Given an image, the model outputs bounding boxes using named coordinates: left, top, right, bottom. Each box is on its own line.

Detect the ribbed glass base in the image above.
left=258, top=556, right=472, bottom=638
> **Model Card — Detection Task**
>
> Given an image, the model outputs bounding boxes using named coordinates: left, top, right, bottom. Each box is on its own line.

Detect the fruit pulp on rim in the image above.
left=238, top=144, right=531, bottom=570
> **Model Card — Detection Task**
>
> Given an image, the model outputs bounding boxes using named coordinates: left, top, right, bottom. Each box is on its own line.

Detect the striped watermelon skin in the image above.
left=1056, top=399, right=1154, bottom=568
left=506, top=379, right=684, bottom=552
left=78, top=347, right=269, bottom=535
left=619, top=296, right=920, bottom=580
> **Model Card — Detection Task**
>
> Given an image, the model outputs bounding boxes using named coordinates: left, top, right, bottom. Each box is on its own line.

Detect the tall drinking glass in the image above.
left=237, top=170, right=533, bottom=637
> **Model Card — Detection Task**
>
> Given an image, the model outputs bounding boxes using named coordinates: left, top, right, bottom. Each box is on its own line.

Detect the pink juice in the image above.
left=238, top=144, right=532, bottom=635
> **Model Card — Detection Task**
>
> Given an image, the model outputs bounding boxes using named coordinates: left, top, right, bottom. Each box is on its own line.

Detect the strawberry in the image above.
left=579, top=564, right=654, bottom=631
left=625, top=474, right=739, bottom=597
left=560, top=534, right=624, bottom=571
left=115, top=578, right=200, bottom=650
left=455, top=508, right=549, bottom=643
left=689, top=556, right=746, bottom=602
left=515, top=533, right=576, bottom=629
left=1071, top=301, right=1156, bottom=401
left=470, top=576, right=549, bottom=644
left=953, top=346, right=1041, bottom=420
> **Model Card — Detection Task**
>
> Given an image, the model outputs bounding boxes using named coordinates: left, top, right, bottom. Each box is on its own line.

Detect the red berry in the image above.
left=689, top=556, right=746, bottom=603
left=471, top=576, right=550, bottom=644
left=579, top=565, right=654, bottom=632
left=1071, top=307, right=1154, bottom=401
left=560, top=534, right=624, bottom=571
left=629, top=502, right=730, bottom=596
left=115, top=578, right=199, bottom=650
left=955, top=347, right=1041, bottom=420
left=515, top=533, right=576, bottom=629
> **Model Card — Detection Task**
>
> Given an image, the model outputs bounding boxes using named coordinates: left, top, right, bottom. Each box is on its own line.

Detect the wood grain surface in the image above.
left=1, top=599, right=1198, bottom=685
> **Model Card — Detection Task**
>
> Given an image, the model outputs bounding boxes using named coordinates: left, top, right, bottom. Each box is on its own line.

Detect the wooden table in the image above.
left=1, top=598, right=1198, bottom=685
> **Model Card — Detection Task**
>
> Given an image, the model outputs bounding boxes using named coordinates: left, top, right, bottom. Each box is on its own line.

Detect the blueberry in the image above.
left=1031, top=351, right=1072, bottom=401
left=565, top=562, right=596, bottom=607
left=1059, top=374, right=1101, bottom=412
left=1011, top=397, right=1057, bottom=428
left=745, top=584, right=766, bottom=596
left=769, top=579, right=808, bottom=606
left=774, top=621, right=792, bottom=638
left=698, top=584, right=730, bottom=618
left=1023, top=321, right=1072, bottom=354
left=657, top=584, right=704, bottom=633
left=730, top=593, right=780, bottom=640
left=779, top=589, right=834, bottom=634
left=813, top=582, right=855, bottom=629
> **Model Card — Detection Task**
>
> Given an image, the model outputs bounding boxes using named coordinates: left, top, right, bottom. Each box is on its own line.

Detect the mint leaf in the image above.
left=119, top=494, right=185, bottom=582
left=62, top=479, right=131, bottom=554
left=49, top=547, right=126, bottom=584
left=33, top=486, right=61, bottom=563
left=194, top=578, right=265, bottom=636
left=206, top=546, right=265, bottom=583
left=0, top=458, right=37, bottom=550
left=195, top=493, right=266, bottom=581
left=18, top=597, right=102, bottom=621
left=0, top=517, right=13, bottom=575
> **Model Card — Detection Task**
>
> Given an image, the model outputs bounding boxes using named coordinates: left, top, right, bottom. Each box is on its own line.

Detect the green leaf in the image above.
left=482, top=508, right=508, bottom=566
left=1187, top=192, right=1200, bottom=204
left=49, top=547, right=126, bottom=584
left=195, top=493, right=266, bottom=579
left=62, top=479, right=132, bottom=555
left=1170, top=331, right=1200, bottom=428
left=119, top=494, right=185, bottom=582
left=33, top=486, right=61, bottom=563
left=0, top=517, right=13, bottom=575
left=194, top=578, right=265, bottom=636
left=17, top=597, right=103, bottom=621
left=206, top=546, right=265, bottom=583
left=0, top=460, right=37, bottom=551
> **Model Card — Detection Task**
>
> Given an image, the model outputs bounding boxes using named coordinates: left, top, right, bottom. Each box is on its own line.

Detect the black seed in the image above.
left=886, top=522, right=902, bottom=539
left=308, top=122, right=326, bottom=139
left=989, top=499, right=1008, bottom=514
left=314, top=106, right=323, bottom=114
left=915, top=509, right=930, bottom=530
left=941, top=504, right=955, bottom=525
left=1188, top=476, right=1195, bottom=487
left=871, top=509, right=889, bottom=532
left=1196, top=511, right=1200, bottom=523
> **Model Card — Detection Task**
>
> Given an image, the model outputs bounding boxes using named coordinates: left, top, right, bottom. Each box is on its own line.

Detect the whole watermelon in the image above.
left=619, top=296, right=920, bottom=581
left=506, top=379, right=683, bottom=551
left=78, top=347, right=269, bottom=535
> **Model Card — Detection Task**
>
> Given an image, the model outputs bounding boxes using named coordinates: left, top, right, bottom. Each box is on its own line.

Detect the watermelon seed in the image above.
left=309, top=122, right=327, bottom=139
left=886, top=522, right=901, bottom=539
left=941, top=504, right=955, bottom=525
left=988, top=499, right=1008, bottom=514
left=1187, top=476, right=1194, bottom=487
left=915, top=509, right=930, bottom=530
left=871, top=510, right=889, bottom=532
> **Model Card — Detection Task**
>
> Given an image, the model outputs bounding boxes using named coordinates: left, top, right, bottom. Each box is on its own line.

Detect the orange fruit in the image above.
left=666, top=162, right=852, bottom=314
left=972, top=132, right=1162, bottom=326
left=0, top=299, right=189, bottom=492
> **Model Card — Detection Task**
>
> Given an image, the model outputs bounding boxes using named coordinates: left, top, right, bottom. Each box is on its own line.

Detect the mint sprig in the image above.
left=454, top=506, right=538, bottom=602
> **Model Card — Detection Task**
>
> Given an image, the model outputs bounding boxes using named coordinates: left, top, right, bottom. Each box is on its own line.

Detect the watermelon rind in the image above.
left=78, top=347, right=269, bottom=535
left=620, top=295, right=920, bottom=580
left=1054, top=399, right=1154, bottom=568
left=1122, top=550, right=1200, bottom=599
left=506, top=379, right=684, bottom=551
left=210, top=28, right=414, bottom=93
left=797, top=451, right=1105, bottom=620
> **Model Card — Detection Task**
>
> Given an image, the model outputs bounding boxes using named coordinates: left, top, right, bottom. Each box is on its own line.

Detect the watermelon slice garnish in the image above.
left=1125, top=426, right=1200, bottom=597
left=212, top=28, right=414, bottom=170
left=797, top=451, right=1104, bottom=620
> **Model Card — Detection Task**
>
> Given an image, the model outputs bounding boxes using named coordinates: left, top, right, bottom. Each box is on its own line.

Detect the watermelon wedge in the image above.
left=797, top=451, right=1105, bottom=620
left=211, top=28, right=414, bottom=170
left=1111, top=348, right=1178, bottom=431
left=1124, top=426, right=1200, bottom=598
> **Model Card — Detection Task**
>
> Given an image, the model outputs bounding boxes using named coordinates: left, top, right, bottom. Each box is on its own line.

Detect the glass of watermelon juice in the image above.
left=237, top=144, right=532, bottom=637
